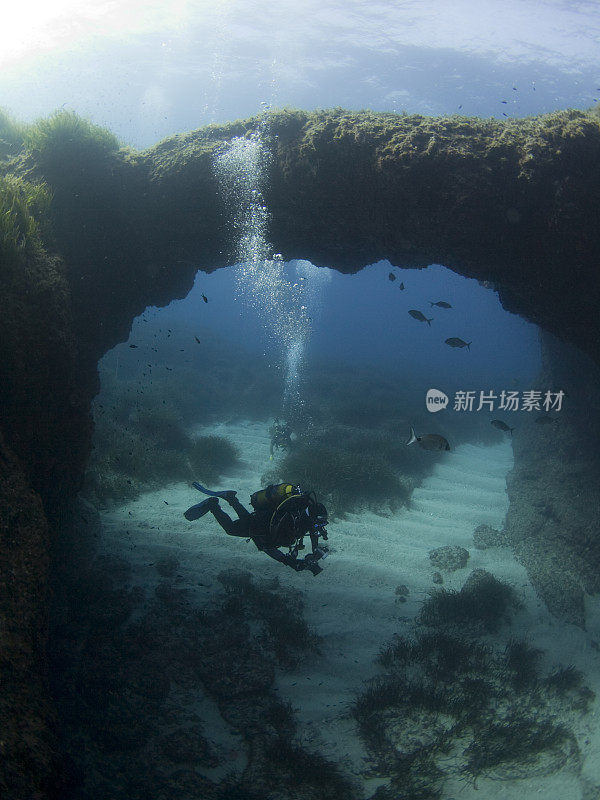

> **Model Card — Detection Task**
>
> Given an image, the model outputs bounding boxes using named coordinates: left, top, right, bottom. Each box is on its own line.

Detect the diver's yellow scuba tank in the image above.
left=250, top=483, right=298, bottom=511
left=250, top=483, right=309, bottom=547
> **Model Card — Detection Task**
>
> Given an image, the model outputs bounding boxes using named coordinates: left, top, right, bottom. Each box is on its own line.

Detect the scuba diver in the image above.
left=269, top=419, right=294, bottom=459
left=184, top=482, right=329, bottom=575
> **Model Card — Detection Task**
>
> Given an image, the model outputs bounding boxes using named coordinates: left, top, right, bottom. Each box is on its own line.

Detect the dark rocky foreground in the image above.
left=1, top=106, right=600, bottom=797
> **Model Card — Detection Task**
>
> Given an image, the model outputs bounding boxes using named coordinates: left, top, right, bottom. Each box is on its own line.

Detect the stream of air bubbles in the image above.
left=215, top=118, right=329, bottom=415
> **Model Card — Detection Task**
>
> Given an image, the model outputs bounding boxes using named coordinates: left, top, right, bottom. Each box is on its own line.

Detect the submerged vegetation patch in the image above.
left=417, top=568, right=522, bottom=634
left=190, top=435, right=240, bottom=485
left=277, top=443, right=410, bottom=517
left=263, top=366, right=442, bottom=516
left=216, top=568, right=320, bottom=669
left=0, top=107, right=28, bottom=161
left=84, top=403, right=239, bottom=506
left=353, top=572, right=592, bottom=799
left=51, top=518, right=356, bottom=799
left=24, top=109, right=120, bottom=179
left=83, top=328, right=280, bottom=506
left=0, top=174, right=52, bottom=273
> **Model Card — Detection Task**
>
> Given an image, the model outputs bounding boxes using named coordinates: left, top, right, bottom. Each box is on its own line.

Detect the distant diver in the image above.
left=406, top=426, right=450, bottom=451
left=269, top=419, right=294, bottom=459
left=184, top=482, right=329, bottom=575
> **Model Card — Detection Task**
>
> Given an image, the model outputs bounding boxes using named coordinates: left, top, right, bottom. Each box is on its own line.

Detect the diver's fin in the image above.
left=184, top=498, right=217, bottom=521
left=192, top=481, right=236, bottom=499
left=406, top=426, right=418, bottom=446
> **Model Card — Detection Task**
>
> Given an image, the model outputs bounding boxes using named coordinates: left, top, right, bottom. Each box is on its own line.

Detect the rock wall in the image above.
left=0, top=432, right=62, bottom=798
left=0, top=204, right=88, bottom=796
left=505, top=332, right=600, bottom=627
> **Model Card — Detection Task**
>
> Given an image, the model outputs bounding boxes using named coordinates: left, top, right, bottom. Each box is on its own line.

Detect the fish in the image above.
left=388, top=272, right=396, bottom=282
left=409, top=309, right=433, bottom=325
left=399, top=282, right=405, bottom=290
left=129, top=344, right=138, bottom=348
left=202, top=294, right=208, bottom=303
left=430, top=300, right=452, bottom=308
left=535, top=415, right=559, bottom=425
left=195, top=336, right=201, bottom=344
left=491, top=419, right=514, bottom=434
left=445, top=337, right=471, bottom=350
left=406, top=426, right=450, bottom=451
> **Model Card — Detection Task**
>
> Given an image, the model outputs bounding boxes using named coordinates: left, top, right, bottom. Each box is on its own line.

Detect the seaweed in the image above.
left=262, top=737, right=360, bottom=800
left=0, top=107, right=28, bottom=160
left=83, top=409, right=193, bottom=506
left=353, top=597, right=591, bottom=797
left=135, top=405, right=191, bottom=451
left=25, top=110, right=120, bottom=177
left=462, top=717, right=579, bottom=783
left=417, top=571, right=521, bottom=633
left=0, top=174, right=51, bottom=273
left=216, top=570, right=320, bottom=669
left=189, top=434, right=239, bottom=483
left=503, top=637, right=543, bottom=692
left=279, top=443, right=408, bottom=517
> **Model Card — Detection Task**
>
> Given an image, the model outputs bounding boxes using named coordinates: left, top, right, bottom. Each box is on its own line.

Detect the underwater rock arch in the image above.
left=2, top=106, right=600, bottom=797
left=139, top=107, right=600, bottom=362
left=17, top=107, right=600, bottom=370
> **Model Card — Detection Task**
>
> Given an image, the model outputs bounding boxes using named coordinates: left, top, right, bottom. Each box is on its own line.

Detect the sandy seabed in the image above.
left=99, top=420, right=600, bottom=800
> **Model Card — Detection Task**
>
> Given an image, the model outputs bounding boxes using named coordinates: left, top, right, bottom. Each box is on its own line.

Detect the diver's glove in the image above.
left=218, top=490, right=238, bottom=504
left=282, top=555, right=320, bottom=575
left=305, top=561, right=323, bottom=576
left=301, top=548, right=327, bottom=575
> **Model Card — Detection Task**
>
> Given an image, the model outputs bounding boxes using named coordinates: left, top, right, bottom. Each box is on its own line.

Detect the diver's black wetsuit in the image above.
left=269, top=422, right=293, bottom=457
left=207, top=494, right=324, bottom=573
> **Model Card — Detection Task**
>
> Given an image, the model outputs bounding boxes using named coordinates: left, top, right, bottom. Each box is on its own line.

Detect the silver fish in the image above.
left=409, top=309, right=433, bottom=326
left=406, top=426, right=450, bottom=451
left=491, top=419, right=514, bottom=434
left=445, top=337, right=471, bottom=350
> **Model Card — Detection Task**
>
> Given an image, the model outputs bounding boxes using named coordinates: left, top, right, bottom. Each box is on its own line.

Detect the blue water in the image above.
left=148, top=258, right=540, bottom=415
left=2, top=1, right=599, bottom=147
